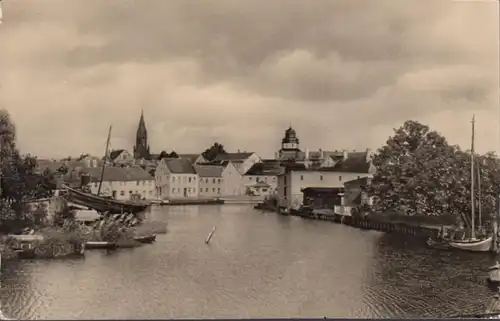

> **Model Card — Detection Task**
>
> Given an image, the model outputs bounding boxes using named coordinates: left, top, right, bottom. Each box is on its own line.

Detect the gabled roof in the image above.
left=163, top=158, right=196, bottom=174
left=179, top=154, right=202, bottom=164
left=197, top=160, right=230, bottom=167
left=83, top=166, right=154, bottom=182
left=214, top=152, right=254, bottom=161
left=245, top=162, right=284, bottom=176
left=327, top=152, right=372, bottom=173
left=109, top=149, right=126, bottom=161
left=194, top=165, right=223, bottom=178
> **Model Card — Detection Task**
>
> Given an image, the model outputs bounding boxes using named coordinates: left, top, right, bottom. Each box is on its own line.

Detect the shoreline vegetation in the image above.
left=0, top=109, right=166, bottom=261
left=259, top=120, right=500, bottom=239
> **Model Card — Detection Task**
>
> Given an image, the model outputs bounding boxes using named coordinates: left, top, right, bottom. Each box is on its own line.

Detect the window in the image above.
left=217, top=188, right=220, bottom=193
left=188, top=188, right=191, bottom=192
left=212, top=188, right=216, bottom=192
left=193, top=176, right=196, bottom=181
left=188, top=177, right=192, bottom=183
left=120, top=191, right=125, bottom=196
left=357, top=176, right=361, bottom=180
left=273, top=177, right=276, bottom=181
left=213, top=178, right=216, bottom=183
left=300, top=175, right=304, bottom=181
left=200, top=188, right=202, bottom=193
left=172, top=188, right=175, bottom=193
left=136, top=181, right=140, bottom=186
left=262, top=188, right=268, bottom=192
left=217, top=179, right=221, bottom=184
left=172, top=176, right=176, bottom=182
left=339, top=176, right=342, bottom=181
left=129, top=191, right=132, bottom=194
left=320, top=175, right=323, bottom=181
left=205, top=188, right=208, bottom=192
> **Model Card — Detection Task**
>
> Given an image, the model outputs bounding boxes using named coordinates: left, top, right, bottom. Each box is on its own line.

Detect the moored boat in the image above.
left=84, top=241, right=117, bottom=250
left=448, top=236, right=493, bottom=252
left=489, top=262, right=500, bottom=284
left=63, top=185, right=150, bottom=215
left=134, top=234, right=156, bottom=244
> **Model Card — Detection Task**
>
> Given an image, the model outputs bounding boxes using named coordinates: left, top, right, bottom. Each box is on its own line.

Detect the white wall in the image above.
left=89, top=179, right=156, bottom=200
left=222, top=162, right=244, bottom=196
left=169, top=174, right=199, bottom=199
left=277, top=170, right=373, bottom=209
left=199, top=176, right=224, bottom=198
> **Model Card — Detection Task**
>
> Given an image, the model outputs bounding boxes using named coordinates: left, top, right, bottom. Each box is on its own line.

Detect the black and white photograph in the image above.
left=0, top=0, right=498, bottom=319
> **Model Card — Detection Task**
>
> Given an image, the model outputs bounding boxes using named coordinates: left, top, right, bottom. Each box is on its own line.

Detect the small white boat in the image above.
left=489, top=262, right=500, bottom=284
left=448, top=236, right=493, bottom=252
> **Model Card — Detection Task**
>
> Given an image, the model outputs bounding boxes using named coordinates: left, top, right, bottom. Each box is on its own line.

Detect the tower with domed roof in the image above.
left=278, top=126, right=301, bottom=160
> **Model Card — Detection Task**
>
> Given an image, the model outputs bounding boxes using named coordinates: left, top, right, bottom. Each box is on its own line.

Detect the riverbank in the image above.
left=165, top=198, right=224, bottom=206
left=266, top=207, right=449, bottom=237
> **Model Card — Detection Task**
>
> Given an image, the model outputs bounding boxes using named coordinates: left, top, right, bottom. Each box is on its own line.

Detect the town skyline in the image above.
left=0, top=0, right=497, bottom=158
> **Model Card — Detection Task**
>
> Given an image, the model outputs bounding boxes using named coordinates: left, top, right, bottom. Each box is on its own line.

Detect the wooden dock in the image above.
left=288, top=209, right=443, bottom=237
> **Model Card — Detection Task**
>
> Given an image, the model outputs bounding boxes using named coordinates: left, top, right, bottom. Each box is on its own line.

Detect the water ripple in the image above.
left=0, top=205, right=495, bottom=319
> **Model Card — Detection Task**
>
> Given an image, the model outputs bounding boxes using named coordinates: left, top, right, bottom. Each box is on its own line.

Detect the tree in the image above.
left=0, top=109, right=53, bottom=232
left=365, top=120, right=500, bottom=227
left=158, top=150, right=179, bottom=160
left=202, top=142, right=227, bottom=161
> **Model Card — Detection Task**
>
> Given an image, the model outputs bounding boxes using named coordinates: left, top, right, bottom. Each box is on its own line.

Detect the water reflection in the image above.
left=0, top=205, right=496, bottom=319
left=368, top=233, right=496, bottom=317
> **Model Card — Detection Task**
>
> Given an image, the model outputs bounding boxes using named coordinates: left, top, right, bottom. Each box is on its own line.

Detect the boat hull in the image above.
left=84, top=241, right=117, bottom=250
left=134, top=234, right=156, bottom=244
left=448, top=236, right=493, bottom=252
left=64, top=186, right=150, bottom=215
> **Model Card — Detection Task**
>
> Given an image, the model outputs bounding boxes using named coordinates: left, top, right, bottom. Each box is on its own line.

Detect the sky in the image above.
left=0, top=0, right=498, bottom=159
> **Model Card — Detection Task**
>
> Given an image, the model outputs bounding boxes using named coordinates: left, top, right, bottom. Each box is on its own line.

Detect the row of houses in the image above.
left=36, top=127, right=376, bottom=210
left=37, top=148, right=374, bottom=208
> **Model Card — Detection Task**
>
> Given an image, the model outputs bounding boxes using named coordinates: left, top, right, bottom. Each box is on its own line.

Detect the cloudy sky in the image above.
left=0, top=0, right=497, bottom=159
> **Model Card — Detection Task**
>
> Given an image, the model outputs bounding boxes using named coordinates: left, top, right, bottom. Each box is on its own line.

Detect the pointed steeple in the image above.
left=134, top=110, right=150, bottom=160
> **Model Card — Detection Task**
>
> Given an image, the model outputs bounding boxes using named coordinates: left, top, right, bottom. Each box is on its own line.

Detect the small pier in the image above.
left=283, top=208, right=441, bottom=237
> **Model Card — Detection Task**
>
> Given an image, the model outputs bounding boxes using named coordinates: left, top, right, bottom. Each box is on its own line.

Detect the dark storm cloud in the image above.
left=0, top=0, right=497, bottom=158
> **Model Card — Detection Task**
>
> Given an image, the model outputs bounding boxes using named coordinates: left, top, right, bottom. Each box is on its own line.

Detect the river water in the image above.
left=0, top=205, right=497, bottom=319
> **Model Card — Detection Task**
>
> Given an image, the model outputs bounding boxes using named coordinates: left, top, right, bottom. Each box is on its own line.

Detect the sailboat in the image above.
left=447, top=115, right=493, bottom=252
left=63, top=126, right=150, bottom=215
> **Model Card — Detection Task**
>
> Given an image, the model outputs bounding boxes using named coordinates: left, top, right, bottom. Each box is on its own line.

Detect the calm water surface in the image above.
left=0, top=205, right=496, bottom=319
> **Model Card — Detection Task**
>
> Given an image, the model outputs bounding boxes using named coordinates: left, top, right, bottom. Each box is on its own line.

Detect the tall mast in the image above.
left=471, top=115, right=476, bottom=240
left=477, top=159, right=482, bottom=229
left=97, top=126, right=112, bottom=196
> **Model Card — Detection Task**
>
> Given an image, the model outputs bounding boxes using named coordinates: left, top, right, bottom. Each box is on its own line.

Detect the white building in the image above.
left=214, top=152, right=261, bottom=175
left=194, top=165, right=224, bottom=198
left=83, top=166, right=156, bottom=201
left=155, top=158, right=198, bottom=200
left=277, top=151, right=376, bottom=209
left=242, top=161, right=283, bottom=197
left=108, top=149, right=135, bottom=166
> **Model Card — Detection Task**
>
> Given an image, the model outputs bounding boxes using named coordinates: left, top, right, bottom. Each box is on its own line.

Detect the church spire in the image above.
left=133, top=110, right=150, bottom=159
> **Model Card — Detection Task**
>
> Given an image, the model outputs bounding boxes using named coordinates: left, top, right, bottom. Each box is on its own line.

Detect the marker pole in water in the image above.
left=205, top=226, right=216, bottom=244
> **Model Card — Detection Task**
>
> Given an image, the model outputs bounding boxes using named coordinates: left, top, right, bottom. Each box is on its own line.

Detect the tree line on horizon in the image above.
left=2, top=107, right=499, bottom=229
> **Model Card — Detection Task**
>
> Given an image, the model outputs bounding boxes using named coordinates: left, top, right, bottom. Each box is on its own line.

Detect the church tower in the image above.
left=133, top=110, right=150, bottom=159
left=278, top=126, right=301, bottom=160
